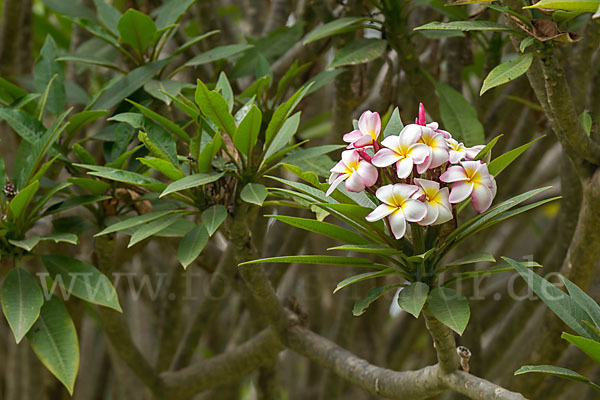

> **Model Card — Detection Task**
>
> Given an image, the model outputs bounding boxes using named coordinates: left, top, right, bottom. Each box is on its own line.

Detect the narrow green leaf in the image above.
left=241, top=183, right=268, bottom=206
left=239, top=255, right=384, bottom=269
left=514, top=365, right=598, bottom=388
left=428, top=287, right=470, bottom=335
left=9, top=233, right=78, bottom=252
left=138, top=157, right=184, bottom=181
left=42, top=255, right=122, bottom=312
left=436, top=82, right=484, bottom=146
left=201, top=205, right=227, bottom=236
left=560, top=275, right=600, bottom=329
left=327, top=244, right=403, bottom=255
left=561, top=332, right=600, bottom=364
left=9, top=180, right=39, bottom=220
left=442, top=262, right=542, bottom=287
left=143, top=79, right=195, bottom=106
left=488, top=136, right=544, bottom=176
left=153, top=0, right=197, bottom=29
left=0, top=108, right=45, bottom=143
left=474, top=134, right=503, bottom=161
left=444, top=252, right=496, bottom=269
left=160, top=171, right=225, bottom=198
left=66, top=110, right=108, bottom=136
left=520, top=37, right=535, bottom=53
left=383, top=107, right=404, bottom=138
left=303, top=17, right=366, bottom=44
left=177, top=224, right=209, bottom=269
left=524, top=0, right=600, bottom=12
left=216, top=72, right=234, bottom=112
left=96, top=210, right=180, bottom=236
left=415, top=21, right=515, bottom=32
left=397, top=282, right=429, bottom=318
left=195, top=80, right=237, bottom=136
left=264, top=84, right=312, bottom=147
left=334, top=268, right=396, bottom=294
left=480, top=54, right=534, bottom=95
left=330, top=39, right=387, bottom=69
left=1, top=267, right=44, bottom=343
left=128, top=215, right=181, bottom=247
left=93, top=0, right=121, bottom=36
left=233, top=105, right=262, bottom=157
left=507, top=257, right=598, bottom=340
left=182, top=43, right=253, bottom=68
left=353, top=285, right=402, bottom=316
left=117, top=9, right=157, bottom=55
left=264, top=111, right=301, bottom=160
left=269, top=215, right=369, bottom=245
left=91, top=59, right=170, bottom=110
left=127, top=99, right=191, bottom=142
left=35, top=36, right=66, bottom=115
left=579, top=111, right=592, bottom=137
left=56, top=55, right=124, bottom=72
left=27, top=296, right=79, bottom=395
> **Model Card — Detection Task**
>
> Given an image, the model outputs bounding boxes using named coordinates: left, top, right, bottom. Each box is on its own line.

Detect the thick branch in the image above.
left=423, top=309, right=459, bottom=374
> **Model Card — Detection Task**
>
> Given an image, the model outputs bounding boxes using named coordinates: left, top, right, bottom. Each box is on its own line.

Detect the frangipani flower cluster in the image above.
left=327, top=104, right=496, bottom=240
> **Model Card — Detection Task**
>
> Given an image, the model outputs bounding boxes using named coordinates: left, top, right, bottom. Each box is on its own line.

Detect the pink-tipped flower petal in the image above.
left=448, top=181, right=474, bottom=203
left=388, top=210, right=407, bottom=239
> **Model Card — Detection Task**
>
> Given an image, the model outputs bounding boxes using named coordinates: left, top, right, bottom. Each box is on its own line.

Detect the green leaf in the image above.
left=488, top=136, right=543, bottom=176
left=428, top=287, right=470, bottom=335
left=128, top=215, right=181, bottom=247
left=183, top=44, right=253, bottom=68
left=138, top=157, right=184, bottom=181
left=126, top=99, right=191, bottom=142
left=143, top=79, right=194, bottom=106
left=239, top=255, right=386, bottom=269
left=383, top=107, right=404, bottom=138
left=353, top=285, right=402, bottom=316
left=442, top=262, right=542, bottom=287
left=305, top=69, right=345, bottom=95
left=41, top=255, right=122, bottom=312
left=480, top=54, right=534, bottom=95
left=56, top=54, right=124, bottom=72
left=560, top=275, right=600, bottom=329
left=514, top=365, right=600, bottom=389
left=117, top=9, right=157, bottom=55
left=0, top=108, right=45, bottom=143
left=524, top=0, right=600, bottom=12
left=92, top=58, right=170, bottom=110
left=9, top=180, right=39, bottom=220
left=41, top=0, right=96, bottom=19
left=177, top=224, right=209, bottom=269
left=65, top=110, right=109, bottom=137
left=561, top=332, right=600, bottom=364
left=506, top=257, right=599, bottom=340
left=268, top=215, right=369, bottom=245
left=330, top=39, right=387, bottom=69
left=26, top=296, right=79, bottom=395
left=397, top=282, right=429, bottom=318
left=9, top=233, right=78, bottom=252
left=96, top=210, right=181, bottom=236
left=443, top=252, right=495, bottom=269
left=153, top=0, right=197, bottom=29
left=327, top=244, right=403, bottom=255
left=93, top=0, right=121, bottom=36
left=334, top=268, right=396, bottom=294
left=43, top=195, right=111, bottom=216
left=281, top=144, right=345, bottom=165
left=264, top=84, right=312, bottom=148
left=1, top=267, right=44, bottom=343
left=264, top=112, right=301, bottom=160
left=81, top=166, right=165, bottom=192
left=195, top=80, right=237, bottom=136
left=234, top=105, right=262, bottom=157
left=202, top=205, right=227, bottom=236
left=35, top=36, right=66, bottom=115
left=160, top=171, right=225, bottom=198
left=474, top=134, right=503, bottom=161
left=241, top=183, right=268, bottom=206
left=303, top=17, right=366, bottom=44
left=216, top=72, right=234, bottom=112
left=436, top=82, right=484, bottom=146
left=520, top=37, right=535, bottom=53
left=579, top=111, right=592, bottom=136
left=414, top=21, right=515, bottom=32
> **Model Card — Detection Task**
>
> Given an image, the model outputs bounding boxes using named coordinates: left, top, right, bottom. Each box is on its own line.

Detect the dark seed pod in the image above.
left=3, top=181, right=17, bottom=199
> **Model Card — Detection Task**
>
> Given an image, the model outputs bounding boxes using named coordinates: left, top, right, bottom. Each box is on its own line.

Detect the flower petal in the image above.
left=388, top=210, right=407, bottom=239
left=358, top=110, right=380, bottom=139
left=372, top=148, right=400, bottom=167
left=402, top=199, right=427, bottom=223
left=416, top=155, right=431, bottom=174
left=344, top=172, right=365, bottom=192
left=366, top=204, right=396, bottom=222
left=326, top=173, right=347, bottom=196
left=408, top=143, right=429, bottom=164
left=448, top=149, right=465, bottom=164
left=343, top=130, right=363, bottom=143
left=465, top=145, right=485, bottom=160
left=399, top=124, right=422, bottom=147
left=375, top=184, right=395, bottom=204
left=380, top=135, right=401, bottom=150
left=341, top=149, right=360, bottom=167
left=440, top=166, right=468, bottom=183
left=435, top=203, right=453, bottom=225
left=356, top=161, right=378, bottom=187
left=330, top=160, right=349, bottom=174
left=392, top=184, right=420, bottom=204
left=352, top=134, right=374, bottom=148
left=448, top=181, right=474, bottom=203
left=414, top=178, right=440, bottom=193
left=430, top=146, right=449, bottom=168
left=395, top=157, right=414, bottom=179
left=471, top=183, right=494, bottom=213
left=419, top=202, right=439, bottom=226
